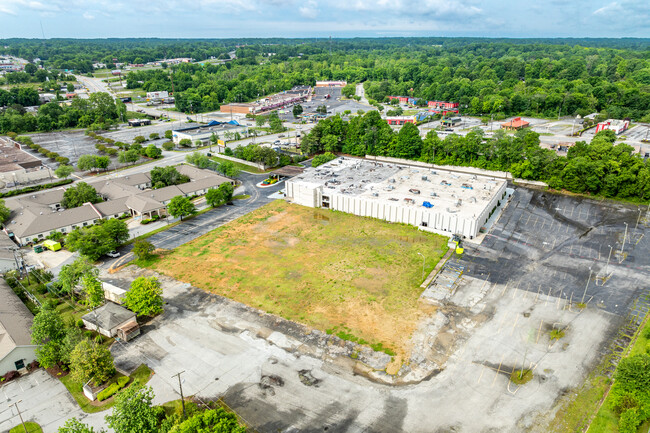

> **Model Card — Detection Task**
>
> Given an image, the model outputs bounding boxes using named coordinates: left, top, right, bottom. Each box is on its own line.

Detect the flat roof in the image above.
left=291, top=157, right=505, bottom=218
left=173, top=124, right=244, bottom=135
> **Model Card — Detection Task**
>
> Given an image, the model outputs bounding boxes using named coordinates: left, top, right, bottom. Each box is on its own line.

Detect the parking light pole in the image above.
left=172, top=371, right=186, bottom=419
left=9, top=400, right=28, bottom=433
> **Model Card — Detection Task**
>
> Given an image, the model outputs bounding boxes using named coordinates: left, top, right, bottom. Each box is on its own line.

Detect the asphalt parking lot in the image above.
left=278, top=87, right=375, bottom=122
left=103, top=184, right=650, bottom=433
left=0, top=370, right=106, bottom=432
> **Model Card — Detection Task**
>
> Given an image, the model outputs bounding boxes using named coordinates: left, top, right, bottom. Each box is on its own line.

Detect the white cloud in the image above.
left=593, top=1, right=622, bottom=14
left=299, top=0, right=319, bottom=19
left=83, top=11, right=94, bottom=19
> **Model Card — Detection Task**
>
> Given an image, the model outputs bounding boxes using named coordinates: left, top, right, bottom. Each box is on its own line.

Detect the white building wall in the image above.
left=0, top=258, right=16, bottom=273
left=0, top=346, right=37, bottom=375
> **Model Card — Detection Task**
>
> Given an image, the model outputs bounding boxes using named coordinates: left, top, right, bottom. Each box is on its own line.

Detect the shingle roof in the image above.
left=0, top=279, right=35, bottom=359
left=82, top=302, right=135, bottom=331
left=9, top=205, right=99, bottom=238
left=177, top=176, right=229, bottom=195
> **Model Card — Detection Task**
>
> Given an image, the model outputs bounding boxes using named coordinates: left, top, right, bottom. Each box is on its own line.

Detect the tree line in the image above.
left=303, top=111, right=650, bottom=201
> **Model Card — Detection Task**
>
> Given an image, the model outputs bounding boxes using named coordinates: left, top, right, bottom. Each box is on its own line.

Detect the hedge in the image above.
left=97, top=376, right=130, bottom=401
left=0, top=179, right=74, bottom=199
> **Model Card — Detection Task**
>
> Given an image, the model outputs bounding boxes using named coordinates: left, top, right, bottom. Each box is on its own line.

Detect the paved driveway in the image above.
left=0, top=370, right=107, bottom=433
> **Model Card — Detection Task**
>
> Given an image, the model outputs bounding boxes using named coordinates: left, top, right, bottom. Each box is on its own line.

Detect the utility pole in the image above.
left=171, top=371, right=186, bottom=419
left=10, top=400, right=28, bottom=433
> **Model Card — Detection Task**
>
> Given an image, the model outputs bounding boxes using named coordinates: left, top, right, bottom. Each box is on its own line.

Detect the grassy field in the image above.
left=146, top=200, right=448, bottom=357
left=209, top=155, right=268, bottom=174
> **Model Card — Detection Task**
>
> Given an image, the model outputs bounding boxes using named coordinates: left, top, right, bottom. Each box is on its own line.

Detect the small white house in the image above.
left=82, top=302, right=139, bottom=340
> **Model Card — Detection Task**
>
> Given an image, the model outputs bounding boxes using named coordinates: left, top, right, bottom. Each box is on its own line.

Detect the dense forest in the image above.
left=302, top=111, right=650, bottom=201
left=113, top=39, right=650, bottom=120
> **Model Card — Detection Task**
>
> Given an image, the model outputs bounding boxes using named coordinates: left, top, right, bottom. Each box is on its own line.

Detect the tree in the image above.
left=316, top=105, right=327, bottom=115
left=66, top=83, right=75, bottom=93
left=151, top=166, right=189, bottom=187
left=118, top=149, right=140, bottom=165
left=69, top=339, right=115, bottom=385
left=82, top=274, right=104, bottom=309
left=24, top=63, right=37, bottom=75
left=66, top=219, right=128, bottom=261
left=312, top=152, right=337, bottom=167
left=62, top=182, right=101, bottom=209
left=133, top=135, right=146, bottom=144
left=55, top=164, right=75, bottom=179
left=255, top=116, right=266, bottom=128
left=162, top=141, right=174, bottom=151
left=58, top=417, right=103, bottom=433
left=145, top=144, right=162, bottom=159
left=342, top=83, right=356, bottom=98
left=124, top=276, right=163, bottom=317
left=168, top=408, right=246, bottom=433
left=392, top=122, right=423, bottom=159
left=60, top=327, right=85, bottom=366
left=0, top=198, right=11, bottom=224
left=292, top=104, right=303, bottom=117
left=268, top=113, right=284, bottom=133
left=148, top=133, right=159, bottom=140
left=31, top=305, right=66, bottom=368
left=179, top=138, right=192, bottom=148
left=59, top=257, right=97, bottom=297
left=133, top=239, right=155, bottom=261
left=217, top=161, right=239, bottom=177
left=164, top=130, right=173, bottom=139
left=205, top=183, right=233, bottom=208
left=77, top=155, right=98, bottom=172
left=167, top=196, right=196, bottom=221
left=105, top=385, right=158, bottom=433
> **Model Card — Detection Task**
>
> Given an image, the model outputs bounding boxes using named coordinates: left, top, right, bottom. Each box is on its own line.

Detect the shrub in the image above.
left=162, top=141, right=174, bottom=151
left=133, top=135, right=146, bottom=144
left=117, top=376, right=129, bottom=387
left=56, top=156, right=70, bottom=164
left=3, top=370, right=19, bottom=382
left=76, top=319, right=85, bottom=328
left=28, top=360, right=39, bottom=370
left=35, top=283, right=47, bottom=295
left=140, top=219, right=152, bottom=225
left=38, top=147, right=50, bottom=155
left=97, top=383, right=120, bottom=401
left=84, top=331, right=94, bottom=339
left=106, top=148, right=118, bottom=156
left=47, top=152, right=58, bottom=159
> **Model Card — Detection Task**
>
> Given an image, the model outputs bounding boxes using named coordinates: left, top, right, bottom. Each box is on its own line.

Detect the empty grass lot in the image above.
left=147, top=200, right=448, bottom=357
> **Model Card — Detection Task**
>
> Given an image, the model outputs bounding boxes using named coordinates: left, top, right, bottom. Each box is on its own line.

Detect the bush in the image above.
left=224, top=147, right=234, bottom=156
left=76, top=319, right=85, bottom=328
left=133, top=135, right=146, bottom=144
left=38, top=147, right=50, bottom=155
left=28, top=360, right=39, bottom=370
left=56, top=156, right=70, bottom=164
left=84, top=331, right=94, bottom=339
left=35, top=283, right=47, bottom=295
left=47, top=152, right=58, bottom=159
left=162, top=141, right=174, bottom=151
left=97, top=375, right=130, bottom=401
left=97, top=383, right=120, bottom=401
left=140, top=218, right=152, bottom=225
left=3, top=370, right=19, bottom=382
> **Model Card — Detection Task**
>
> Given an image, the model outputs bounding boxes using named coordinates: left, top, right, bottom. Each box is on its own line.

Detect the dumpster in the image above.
left=33, top=245, right=44, bottom=253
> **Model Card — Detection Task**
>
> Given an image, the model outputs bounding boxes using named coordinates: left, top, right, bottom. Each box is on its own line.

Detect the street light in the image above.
left=621, top=222, right=628, bottom=255
left=581, top=267, right=592, bottom=304
left=9, top=400, right=28, bottom=433
left=417, top=252, right=425, bottom=280
left=605, top=244, right=613, bottom=275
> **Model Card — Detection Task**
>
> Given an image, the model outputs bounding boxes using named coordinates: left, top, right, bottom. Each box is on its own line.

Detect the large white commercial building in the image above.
left=285, top=157, right=507, bottom=239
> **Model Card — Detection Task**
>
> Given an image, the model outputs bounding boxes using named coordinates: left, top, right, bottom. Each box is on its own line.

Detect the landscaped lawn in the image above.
left=9, top=422, right=42, bottom=433
left=209, top=155, right=269, bottom=174
left=60, top=363, right=153, bottom=413
left=145, top=200, right=448, bottom=358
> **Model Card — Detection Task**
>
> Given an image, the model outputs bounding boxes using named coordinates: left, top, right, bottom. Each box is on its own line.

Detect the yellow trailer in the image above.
left=42, top=240, right=62, bottom=251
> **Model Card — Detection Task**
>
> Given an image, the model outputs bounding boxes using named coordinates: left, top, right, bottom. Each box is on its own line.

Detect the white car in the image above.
left=106, top=250, right=121, bottom=258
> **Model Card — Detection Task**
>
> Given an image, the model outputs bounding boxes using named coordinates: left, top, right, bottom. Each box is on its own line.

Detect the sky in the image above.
left=0, top=0, right=649, bottom=39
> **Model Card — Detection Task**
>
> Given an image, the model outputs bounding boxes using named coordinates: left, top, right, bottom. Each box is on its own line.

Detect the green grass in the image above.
left=550, top=328, right=566, bottom=340
left=209, top=155, right=269, bottom=174
left=145, top=200, right=448, bottom=357
left=233, top=194, right=251, bottom=200
left=9, top=422, right=42, bottom=433
left=60, top=364, right=153, bottom=413
left=586, top=317, right=650, bottom=433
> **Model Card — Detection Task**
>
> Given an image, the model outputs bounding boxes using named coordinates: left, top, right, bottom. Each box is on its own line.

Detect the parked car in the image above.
left=278, top=134, right=285, bottom=138
left=106, top=250, right=121, bottom=258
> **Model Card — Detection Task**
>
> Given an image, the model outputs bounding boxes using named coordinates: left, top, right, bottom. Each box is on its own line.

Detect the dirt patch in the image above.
left=148, top=200, right=448, bottom=359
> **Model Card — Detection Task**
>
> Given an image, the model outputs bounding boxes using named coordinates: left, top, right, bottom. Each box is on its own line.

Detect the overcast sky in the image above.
left=0, top=0, right=648, bottom=39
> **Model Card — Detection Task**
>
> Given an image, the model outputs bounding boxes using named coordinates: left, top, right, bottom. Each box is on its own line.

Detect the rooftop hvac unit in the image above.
left=447, top=208, right=459, bottom=213
left=430, top=192, right=437, bottom=197
left=372, top=193, right=378, bottom=197
left=422, top=175, right=428, bottom=181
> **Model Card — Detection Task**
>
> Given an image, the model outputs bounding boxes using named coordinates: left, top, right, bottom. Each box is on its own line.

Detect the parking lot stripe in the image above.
left=493, top=355, right=505, bottom=386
